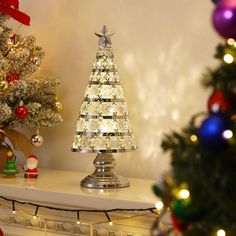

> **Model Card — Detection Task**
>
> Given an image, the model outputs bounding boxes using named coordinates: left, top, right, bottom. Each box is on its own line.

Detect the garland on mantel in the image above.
left=0, top=195, right=158, bottom=226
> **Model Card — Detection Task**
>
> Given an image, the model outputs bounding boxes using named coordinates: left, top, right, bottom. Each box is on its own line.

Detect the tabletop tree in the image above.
left=152, top=1, right=236, bottom=235
left=0, top=1, right=63, bottom=162
left=72, top=26, right=137, bottom=189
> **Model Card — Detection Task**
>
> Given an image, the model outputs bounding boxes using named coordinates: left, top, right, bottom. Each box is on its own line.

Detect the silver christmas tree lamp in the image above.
left=71, top=26, right=137, bottom=189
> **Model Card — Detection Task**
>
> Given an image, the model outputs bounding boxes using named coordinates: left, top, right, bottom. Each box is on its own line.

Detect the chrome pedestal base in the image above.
left=80, top=153, right=129, bottom=189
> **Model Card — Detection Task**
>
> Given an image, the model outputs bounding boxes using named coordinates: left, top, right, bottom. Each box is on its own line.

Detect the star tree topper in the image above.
left=95, top=25, right=115, bottom=48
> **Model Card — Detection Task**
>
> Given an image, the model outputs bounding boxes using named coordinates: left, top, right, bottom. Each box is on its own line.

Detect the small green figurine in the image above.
left=2, top=151, right=19, bottom=177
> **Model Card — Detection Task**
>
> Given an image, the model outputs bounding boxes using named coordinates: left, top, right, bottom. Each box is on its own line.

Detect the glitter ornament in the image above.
left=31, top=130, right=44, bottom=147
left=0, top=80, right=9, bottom=92
left=15, top=103, right=28, bottom=119
left=30, top=56, right=41, bottom=66
left=54, top=101, right=63, bottom=111
left=6, top=74, right=19, bottom=85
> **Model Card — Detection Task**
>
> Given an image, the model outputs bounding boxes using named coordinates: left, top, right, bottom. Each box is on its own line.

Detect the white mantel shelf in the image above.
left=0, top=169, right=157, bottom=210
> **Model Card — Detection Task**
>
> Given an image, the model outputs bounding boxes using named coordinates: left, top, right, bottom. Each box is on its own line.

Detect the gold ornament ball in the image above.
left=31, top=134, right=44, bottom=147
left=54, top=101, right=63, bottom=111
left=0, top=80, right=9, bottom=92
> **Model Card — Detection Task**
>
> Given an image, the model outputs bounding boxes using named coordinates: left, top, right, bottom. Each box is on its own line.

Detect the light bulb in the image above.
left=190, top=135, right=198, bottom=142
left=33, top=215, right=37, bottom=220
left=217, top=229, right=226, bottom=236
left=12, top=210, right=16, bottom=214
left=178, top=189, right=190, bottom=199
left=222, top=130, right=233, bottom=139
left=227, top=38, right=235, bottom=45
left=155, top=201, right=164, bottom=211
left=224, top=54, right=234, bottom=64
left=109, top=221, right=113, bottom=226
left=77, top=220, right=81, bottom=225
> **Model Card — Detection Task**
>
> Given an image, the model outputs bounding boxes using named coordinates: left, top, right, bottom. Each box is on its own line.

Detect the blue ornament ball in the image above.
left=199, top=114, right=232, bottom=150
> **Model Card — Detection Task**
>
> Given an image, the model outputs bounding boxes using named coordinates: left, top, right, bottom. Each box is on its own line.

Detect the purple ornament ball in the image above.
left=213, top=0, right=236, bottom=39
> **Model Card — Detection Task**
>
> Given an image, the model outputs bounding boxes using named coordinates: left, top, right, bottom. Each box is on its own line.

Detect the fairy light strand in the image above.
left=0, top=202, right=159, bottom=235
left=0, top=195, right=157, bottom=225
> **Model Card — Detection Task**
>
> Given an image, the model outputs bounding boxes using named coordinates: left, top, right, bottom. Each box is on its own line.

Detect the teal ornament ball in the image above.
left=171, top=199, right=202, bottom=223
left=152, top=184, right=162, bottom=197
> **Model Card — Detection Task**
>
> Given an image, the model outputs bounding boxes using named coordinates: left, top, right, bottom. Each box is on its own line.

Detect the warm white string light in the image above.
left=155, top=201, right=164, bottom=211
left=77, top=211, right=81, bottom=225
left=177, top=189, right=190, bottom=199
left=0, top=195, right=157, bottom=230
left=12, top=201, right=16, bottom=214
left=0, top=200, right=157, bottom=232
left=217, top=229, right=226, bottom=236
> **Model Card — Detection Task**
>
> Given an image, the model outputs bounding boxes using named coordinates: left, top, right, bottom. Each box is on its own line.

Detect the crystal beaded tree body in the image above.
left=72, top=26, right=137, bottom=189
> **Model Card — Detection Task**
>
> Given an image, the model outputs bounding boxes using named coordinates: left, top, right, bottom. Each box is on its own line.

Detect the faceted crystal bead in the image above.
left=101, top=103, right=115, bottom=115
left=119, top=137, right=126, bottom=148
left=116, top=120, right=129, bottom=132
left=77, top=118, right=85, bottom=132
left=100, top=72, right=107, bottom=83
left=88, top=119, right=100, bottom=132
left=115, top=86, right=124, bottom=98
left=100, top=120, right=114, bottom=132
left=89, top=102, right=100, bottom=114
left=107, top=72, right=115, bottom=82
left=117, top=102, right=128, bottom=115
left=72, top=135, right=81, bottom=148
left=80, top=137, right=91, bottom=150
left=100, top=137, right=108, bottom=149
left=100, top=85, right=114, bottom=98
left=92, top=138, right=101, bottom=149
left=109, top=137, right=120, bottom=149
left=85, top=85, right=100, bottom=98
left=80, top=102, right=89, bottom=115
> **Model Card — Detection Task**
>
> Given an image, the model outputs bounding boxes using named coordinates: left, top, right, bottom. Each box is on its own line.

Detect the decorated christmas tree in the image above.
left=2, top=150, right=19, bottom=177
left=0, top=1, right=63, bottom=160
left=153, top=1, right=236, bottom=235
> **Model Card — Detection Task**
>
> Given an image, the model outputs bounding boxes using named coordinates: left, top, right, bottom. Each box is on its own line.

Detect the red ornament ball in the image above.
left=15, top=105, right=28, bottom=119
left=171, top=214, right=189, bottom=232
left=208, top=90, right=236, bottom=114
left=6, top=74, right=19, bottom=85
left=0, top=228, right=4, bottom=236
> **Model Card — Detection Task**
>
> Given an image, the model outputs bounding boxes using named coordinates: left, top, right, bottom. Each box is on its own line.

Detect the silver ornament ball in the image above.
left=31, top=134, right=44, bottom=147
left=30, top=56, right=41, bottom=66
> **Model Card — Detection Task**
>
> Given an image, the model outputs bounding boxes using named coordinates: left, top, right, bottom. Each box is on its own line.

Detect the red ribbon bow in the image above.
left=0, top=0, right=30, bottom=25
